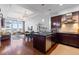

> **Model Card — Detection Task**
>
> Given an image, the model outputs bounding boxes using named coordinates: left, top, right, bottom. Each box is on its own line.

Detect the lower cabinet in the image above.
left=33, top=35, right=45, bottom=53
left=58, top=33, right=79, bottom=48
left=33, top=35, right=55, bottom=53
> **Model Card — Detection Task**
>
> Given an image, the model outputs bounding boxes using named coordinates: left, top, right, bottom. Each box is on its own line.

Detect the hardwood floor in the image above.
left=0, top=35, right=43, bottom=55
left=1, top=34, right=79, bottom=55
left=50, top=44, right=79, bottom=55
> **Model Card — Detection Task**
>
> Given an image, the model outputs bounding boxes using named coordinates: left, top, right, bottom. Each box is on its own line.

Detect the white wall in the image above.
left=25, top=14, right=51, bottom=32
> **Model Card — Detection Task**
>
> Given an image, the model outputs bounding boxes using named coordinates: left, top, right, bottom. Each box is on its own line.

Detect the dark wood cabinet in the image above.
left=33, top=35, right=45, bottom=52
left=57, top=33, right=79, bottom=48
left=33, top=34, right=55, bottom=53
left=33, top=35, right=45, bottom=53
left=51, top=15, right=62, bottom=29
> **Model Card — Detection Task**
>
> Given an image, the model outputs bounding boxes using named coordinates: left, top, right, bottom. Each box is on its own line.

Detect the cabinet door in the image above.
left=51, top=15, right=62, bottom=29
left=33, top=35, right=45, bottom=53
left=75, top=38, right=79, bottom=47
left=33, top=35, right=39, bottom=49
left=38, top=36, right=45, bottom=52
left=60, top=34, right=79, bottom=47
left=69, top=35, right=79, bottom=47
left=60, top=34, right=71, bottom=44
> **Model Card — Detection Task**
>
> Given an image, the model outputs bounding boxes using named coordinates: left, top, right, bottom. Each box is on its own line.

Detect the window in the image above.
left=5, top=18, right=24, bottom=33
left=12, top=20, right=17, bottom=29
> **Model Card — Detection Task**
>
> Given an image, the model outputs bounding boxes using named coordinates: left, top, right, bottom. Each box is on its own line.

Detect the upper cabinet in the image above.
left=62, top=11, right=79, bottom=24
left=51, top=15, right=62, bottom=29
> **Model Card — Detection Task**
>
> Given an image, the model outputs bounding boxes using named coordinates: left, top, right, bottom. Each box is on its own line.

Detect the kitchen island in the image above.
left=33, top=32, right=56, bottom=53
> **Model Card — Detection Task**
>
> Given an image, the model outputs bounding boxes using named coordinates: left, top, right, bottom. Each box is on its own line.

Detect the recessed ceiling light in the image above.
left=42, top=19, right=45, bottom=22
left=59, top=4, right=63, bottom=6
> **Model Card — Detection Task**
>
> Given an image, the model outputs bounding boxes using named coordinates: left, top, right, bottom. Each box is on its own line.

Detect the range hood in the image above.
left=63, top=13, right=77, bottom=24
left=63, top=19, right=76, bottom=24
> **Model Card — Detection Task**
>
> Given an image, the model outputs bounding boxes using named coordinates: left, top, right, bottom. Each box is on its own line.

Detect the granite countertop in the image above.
left=57, top=32, right=79, bottom=35
left=33, top=32, right=53, bottom=36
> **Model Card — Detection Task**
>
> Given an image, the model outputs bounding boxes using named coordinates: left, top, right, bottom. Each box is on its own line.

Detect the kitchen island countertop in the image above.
left=33, top=32, right=54, bottom=36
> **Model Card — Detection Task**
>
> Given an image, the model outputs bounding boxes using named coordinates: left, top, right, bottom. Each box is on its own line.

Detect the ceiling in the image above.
left=2, top=4, right=79, bottom=20
left=18, top=4, right=79, bottom=17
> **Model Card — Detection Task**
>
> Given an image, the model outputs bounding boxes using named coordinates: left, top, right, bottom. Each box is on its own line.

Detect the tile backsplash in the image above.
left=59, top=13, right=79, bottom=33
left=59, top=23, right=78, bottom=33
